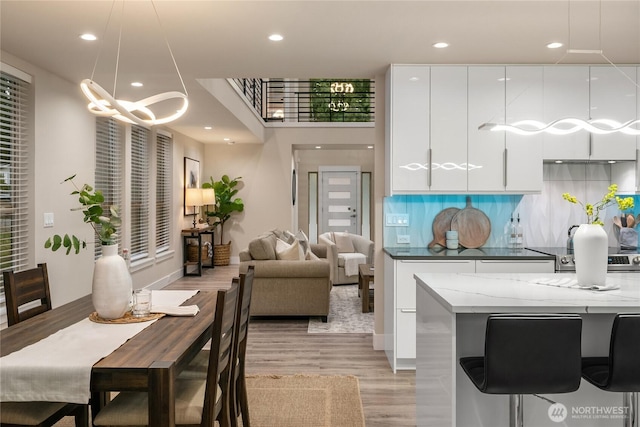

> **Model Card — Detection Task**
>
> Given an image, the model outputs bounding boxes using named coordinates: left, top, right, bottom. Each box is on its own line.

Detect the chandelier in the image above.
left=80, top=0, right=188, bottom=127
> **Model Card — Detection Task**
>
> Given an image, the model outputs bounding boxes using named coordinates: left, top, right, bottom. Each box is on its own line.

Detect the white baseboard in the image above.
left=373, top=331, right=385, bottom=350
left=148, top=269, right=183, bottom=290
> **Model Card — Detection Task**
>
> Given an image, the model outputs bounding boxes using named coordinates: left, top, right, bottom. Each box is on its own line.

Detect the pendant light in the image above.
left=480, top=0, right=639, bottom=136
left=80, top=0, right=188, bottom=128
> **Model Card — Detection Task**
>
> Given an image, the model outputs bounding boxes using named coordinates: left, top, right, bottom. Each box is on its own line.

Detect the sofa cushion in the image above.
left=333, top=232, right=355, bottom=253
left=248, top=233, right=277, bottom=260
left=295, top=229, right=310, bottom=257
left=275, top=238, right=304, bottom=261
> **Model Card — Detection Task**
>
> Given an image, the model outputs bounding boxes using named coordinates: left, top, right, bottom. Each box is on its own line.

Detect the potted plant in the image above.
left=203, top=175, right=244, bottom=266
left=44, top=174, right=131, bottom=320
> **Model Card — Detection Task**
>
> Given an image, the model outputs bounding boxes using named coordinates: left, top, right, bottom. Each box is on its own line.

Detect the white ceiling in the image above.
left=2, top=0, right=639, bottom=144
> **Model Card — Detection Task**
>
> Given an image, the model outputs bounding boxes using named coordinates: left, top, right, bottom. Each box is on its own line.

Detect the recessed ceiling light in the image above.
left=547, top=42, right=563, bottom=49
left=367, top=146, right=373, bottom=149
left=269, top=34, right=284, bottom=42
left=315, top=146, right=322, bottom=149
left=131, top=82, right=143, bottom=87
left=80, top=33, right=97, bottom=41
left=204, top=126, right=212, bottom=130
left=433, top=42, right=449, bottom=49
left=409, top=77, right=420, bottom=82
left=223, top=138, right=230, bottom=141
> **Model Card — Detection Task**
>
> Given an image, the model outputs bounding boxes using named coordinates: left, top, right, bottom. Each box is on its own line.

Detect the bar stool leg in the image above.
left=509, top=394, right=524, bottom=427
left=623, top=392, right=637, bottom=427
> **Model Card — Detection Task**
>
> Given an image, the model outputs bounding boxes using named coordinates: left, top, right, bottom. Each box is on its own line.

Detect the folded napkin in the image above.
left=528, top=277, right=620, bottom=291
left=151, top=305, right=200, bottom=316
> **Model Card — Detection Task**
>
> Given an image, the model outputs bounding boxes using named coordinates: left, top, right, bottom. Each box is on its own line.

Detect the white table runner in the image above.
left=0, top=289, right=198, bottom=404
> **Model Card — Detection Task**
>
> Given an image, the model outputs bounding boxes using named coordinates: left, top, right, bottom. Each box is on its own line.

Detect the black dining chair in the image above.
left=459, top=314, right=582, bottom=427
left=179, top=266, right=256, bottom=427
left=1, top=263, right=89, bottom=427
left=581, top=313, right=640, bottom=427
left=93, top=281, right=239, bottom=427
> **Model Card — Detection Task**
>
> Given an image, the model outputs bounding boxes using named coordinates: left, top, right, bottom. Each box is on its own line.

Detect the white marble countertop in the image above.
left=414, top=272, right=640, bottom=314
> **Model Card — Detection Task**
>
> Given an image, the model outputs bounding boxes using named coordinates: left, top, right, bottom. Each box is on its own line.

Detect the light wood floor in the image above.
left=169, top=265, right=416, bottom=426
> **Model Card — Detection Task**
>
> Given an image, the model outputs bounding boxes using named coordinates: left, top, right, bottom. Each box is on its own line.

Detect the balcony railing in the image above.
left=231, top=78, right=375, bottom=123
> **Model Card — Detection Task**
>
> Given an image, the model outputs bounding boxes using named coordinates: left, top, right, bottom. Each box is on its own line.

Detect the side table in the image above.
left=358, top=264, right=374, bottom=313
left=182, top=226, right=215, bottom=276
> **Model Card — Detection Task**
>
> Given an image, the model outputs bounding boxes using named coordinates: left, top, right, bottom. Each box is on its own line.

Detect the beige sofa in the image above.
left=239, top=230, right=332, bottom=322
left=318, top=232, right=374, bottom=285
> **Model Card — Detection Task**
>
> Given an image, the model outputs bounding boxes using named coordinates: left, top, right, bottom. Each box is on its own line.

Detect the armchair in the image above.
left=318, top=232, right=374, bottom=285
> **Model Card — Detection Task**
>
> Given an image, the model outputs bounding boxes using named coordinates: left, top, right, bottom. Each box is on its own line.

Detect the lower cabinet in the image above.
left=384, top=255, right=554, bottom=372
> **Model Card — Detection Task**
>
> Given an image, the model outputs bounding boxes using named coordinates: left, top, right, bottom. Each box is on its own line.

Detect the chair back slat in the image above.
left=3, top=263, right=53, bottom=326
left=201, top=280, right=239, bottom=427
left=608, top=313, right=640, bottom=391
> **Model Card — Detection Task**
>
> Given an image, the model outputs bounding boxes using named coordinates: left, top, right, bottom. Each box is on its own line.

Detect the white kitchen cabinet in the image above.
left=468, top=67, right=506, bottom=192
left=504, top=66, right=543, bottom=192
left=590, top=66, right=637, bottom=160
left=387, top=65, right=430, bottom=193
left=430, top=66, right=468, bottom=192
left=612, top=160, right=640, bottom=194
left=475, top=259, right=554, bottom=273
left=385, top=255, right=556, bottom=372
left=542, top=66, right=591, bottom=160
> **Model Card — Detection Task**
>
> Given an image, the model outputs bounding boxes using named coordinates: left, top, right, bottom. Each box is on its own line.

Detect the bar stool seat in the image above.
left=460, top=314, right=582, bottom=427
left=581, top=313, right=640, bottom=427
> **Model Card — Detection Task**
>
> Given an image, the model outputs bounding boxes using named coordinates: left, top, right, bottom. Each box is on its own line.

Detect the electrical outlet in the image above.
left=397, top=235, right=411, bottom=244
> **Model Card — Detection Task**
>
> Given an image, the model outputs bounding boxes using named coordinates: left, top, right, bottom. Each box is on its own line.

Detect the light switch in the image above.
left=44, top=212, right=54, bottom=228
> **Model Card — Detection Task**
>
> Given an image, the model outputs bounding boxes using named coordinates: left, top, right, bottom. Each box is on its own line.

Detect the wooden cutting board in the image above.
left=427, top=207, right=460, bottom=248
left=450, top=197, right=491, bottom=249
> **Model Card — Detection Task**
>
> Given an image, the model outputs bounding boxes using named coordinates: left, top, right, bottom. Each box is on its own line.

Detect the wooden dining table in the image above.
left=0, top=290, right=216, bottom=427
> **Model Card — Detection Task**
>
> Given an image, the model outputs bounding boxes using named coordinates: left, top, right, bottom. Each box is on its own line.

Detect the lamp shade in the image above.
left=202, top=188, right=216, bottom=205
left=185, top=188, right=203, bottom=207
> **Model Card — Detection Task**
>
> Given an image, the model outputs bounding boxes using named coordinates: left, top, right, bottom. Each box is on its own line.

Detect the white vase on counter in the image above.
left=92, top=243, right=133, bottom=319
left=573, top=224, right=608, bottom=286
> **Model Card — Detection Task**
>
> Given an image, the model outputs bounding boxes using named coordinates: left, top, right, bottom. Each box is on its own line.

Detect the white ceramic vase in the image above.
left=573, top=224, right=608, bottom=286
left=92, top=244, right=133, bottom=319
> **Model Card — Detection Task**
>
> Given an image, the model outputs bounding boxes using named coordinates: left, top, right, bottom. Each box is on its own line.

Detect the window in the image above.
left=130, top=125, right=149, bottom=262
left=0, top=67, right=31, bottom=302
left=155, top=132, right=172, bottom=254
left=95, top=117, right=123, bottom=258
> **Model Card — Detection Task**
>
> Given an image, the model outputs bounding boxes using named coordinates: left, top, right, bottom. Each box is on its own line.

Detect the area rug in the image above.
left=244, top=374, right=365, bottom=427
left=308, top=284, right=374, bottom=334
left=53, top=375, right=365, bottom=427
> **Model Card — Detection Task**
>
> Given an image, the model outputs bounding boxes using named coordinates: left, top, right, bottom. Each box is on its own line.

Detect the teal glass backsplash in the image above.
left=384, top=194, right=524, bottom=248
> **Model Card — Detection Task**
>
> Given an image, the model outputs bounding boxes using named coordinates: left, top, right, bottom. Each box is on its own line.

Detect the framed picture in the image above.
left=184, top=157, right=199, bottom=216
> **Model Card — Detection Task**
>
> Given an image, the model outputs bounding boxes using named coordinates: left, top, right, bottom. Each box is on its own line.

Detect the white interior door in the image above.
left=319, top=168, right=360, bottom=235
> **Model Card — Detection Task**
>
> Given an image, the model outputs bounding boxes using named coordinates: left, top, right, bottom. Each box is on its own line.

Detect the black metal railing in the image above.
left=231, top=78, right=375, bottom=123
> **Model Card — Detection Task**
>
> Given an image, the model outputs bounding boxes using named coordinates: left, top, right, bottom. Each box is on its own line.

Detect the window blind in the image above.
left=130, top=125, right=149, bottom=261
left=0, top=69, right=31, bottom=302
left=155, top=132, right=172, bottom=254
left=95, top=117, right=123, bottom=259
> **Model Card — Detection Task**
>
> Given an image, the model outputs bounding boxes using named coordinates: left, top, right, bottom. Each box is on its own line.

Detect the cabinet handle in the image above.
left=503, top=148, right=508, bottom=188
left=588, top=133, right=593, bottom=157
left=427, top=148, right=432, bottom=188
left=400, top=309, right=416, bottom=313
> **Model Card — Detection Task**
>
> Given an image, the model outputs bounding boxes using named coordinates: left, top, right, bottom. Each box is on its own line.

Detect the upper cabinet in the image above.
left=542, top=66, right=591, bottom=160
left=430, top=66, right=468, bottom=192
left=386, top=65, right=430, bottom=193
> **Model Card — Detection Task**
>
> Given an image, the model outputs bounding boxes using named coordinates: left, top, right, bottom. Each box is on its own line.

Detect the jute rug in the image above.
left=308, top=284, right=374, bottom=333
left=244, top=374, right=365, bottom=427
left=53, top=374, right=365, bottom=427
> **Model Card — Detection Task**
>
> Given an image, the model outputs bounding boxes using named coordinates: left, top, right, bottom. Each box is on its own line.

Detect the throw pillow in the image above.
left=333, top=232, right=355, bottom=253
left=306, top=250, right=321, bottom=261
left=282, top=230, right=297, bottom=245
left=248, top=233, right=277, bottom=260
left=295, top=229, right=310, bottom=257
left=275, top=238, right=304, bottom=261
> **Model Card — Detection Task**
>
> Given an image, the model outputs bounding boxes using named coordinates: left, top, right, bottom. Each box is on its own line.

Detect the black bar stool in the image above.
left=460, top=314, right=582, bottom=427
left=582, top=313, right=640, bottom=427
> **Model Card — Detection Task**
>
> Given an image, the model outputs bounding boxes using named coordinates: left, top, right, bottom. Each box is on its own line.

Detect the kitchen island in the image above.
left=415, top=272, right=640, bottom=427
